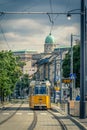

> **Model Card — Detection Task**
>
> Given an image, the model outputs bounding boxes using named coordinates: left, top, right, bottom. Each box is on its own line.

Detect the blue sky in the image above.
left=0, top=0, right=87, bottom=52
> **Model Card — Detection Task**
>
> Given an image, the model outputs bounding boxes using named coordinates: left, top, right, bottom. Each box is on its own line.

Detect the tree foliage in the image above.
left=0, top=50, right=23, bottom=101
left=62, top=44, right=80, bottom=88
left=16, top=74, right=30, bottom=97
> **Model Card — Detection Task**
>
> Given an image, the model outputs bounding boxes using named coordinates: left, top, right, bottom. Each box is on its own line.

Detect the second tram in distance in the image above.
left=29, top=80, right=51, bottom=109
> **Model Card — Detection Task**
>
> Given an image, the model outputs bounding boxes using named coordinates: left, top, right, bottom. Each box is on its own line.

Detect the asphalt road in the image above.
left=0, top=102, right=33, bottom=130
left=0, top=100, right=86, bottom=130
left=0, top=102, right=62, bottom=130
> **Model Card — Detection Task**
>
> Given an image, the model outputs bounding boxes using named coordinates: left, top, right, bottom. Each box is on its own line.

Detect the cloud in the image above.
left=0, top=17, right=79, bottom=52
left=0, top=18, right=46, bottom=51
left=54, top=24, right=80, bottom=45
left=2, top=18, right=45, bottom=35
left=0, top=0, right=82, bottom=52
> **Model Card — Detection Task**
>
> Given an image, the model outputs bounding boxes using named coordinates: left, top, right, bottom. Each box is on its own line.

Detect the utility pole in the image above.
left=70, top=34, right=80, bottom=100
left=53, top=57, right=57, bottom=103
left=54, top=57, right=57, bottom=83
left=70, top=34, right=73, bottom=100
left=48, top=63, right=50, bottom=81
left=60, top=50, right=62, bottom=103
left=80, top=0, right=86, bottom=119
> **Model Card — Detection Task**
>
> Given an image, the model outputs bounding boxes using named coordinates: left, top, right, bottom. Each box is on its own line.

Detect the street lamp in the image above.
left=67, top=9, right=80, bottom=20
left=67, top=13, right=71, bottom=20
left=59, top=49, right=63, bottom=103
left=67, top=0, right=86, bottom=119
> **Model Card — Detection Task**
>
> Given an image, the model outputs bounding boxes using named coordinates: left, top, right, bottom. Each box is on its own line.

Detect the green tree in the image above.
left=62, top=44, right=80, bottom=88
left=16, top=74, right=30, bottom=97
left=0, top=50, right=23, bottom=102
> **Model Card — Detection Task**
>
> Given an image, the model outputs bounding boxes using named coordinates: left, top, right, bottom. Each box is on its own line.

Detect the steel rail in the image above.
left=28, top=110, right=37, bottom=130
left=48, top=109, right=68, bottom=130
left=52, top=105, right=87, bottom=130
left=0, top=101, right=23, bottom=125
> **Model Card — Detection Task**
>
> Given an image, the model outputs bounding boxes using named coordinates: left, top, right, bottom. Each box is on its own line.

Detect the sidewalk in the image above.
left=67, top=100, right=87, bottom=129
left=52, top=103, right=87, bottom=130
left=0, top=102, right=4, bottom=108
left=73, top=116, right=87, bottom=129
left=0, top=101, right=11, bottom=109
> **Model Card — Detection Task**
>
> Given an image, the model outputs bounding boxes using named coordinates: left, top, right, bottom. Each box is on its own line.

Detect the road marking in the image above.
left=53, top=113, right=62, bottom=116
left=40, top=113, right=47, bottom=115
left=28, top=113, right=33, bottom=115
left=16, top=113, right=22, bottom=115
left=3, top=113, right=9, bottom=115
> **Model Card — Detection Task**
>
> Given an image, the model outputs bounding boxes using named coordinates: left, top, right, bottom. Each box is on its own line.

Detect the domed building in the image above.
left=44, top=33, right=56, bottom=53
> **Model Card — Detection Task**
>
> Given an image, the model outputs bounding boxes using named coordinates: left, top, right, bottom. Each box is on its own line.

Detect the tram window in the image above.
left=35, top=86, right=39, bottom=94
left=40, top=87, right=46, bottom=94
left=34, top=86, right=47, bottom=94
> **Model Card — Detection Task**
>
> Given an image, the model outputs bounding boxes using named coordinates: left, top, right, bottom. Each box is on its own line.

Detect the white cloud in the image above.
left=0, top=18, right=80, bottom=52
left=53, top=24, right=80, bottom=45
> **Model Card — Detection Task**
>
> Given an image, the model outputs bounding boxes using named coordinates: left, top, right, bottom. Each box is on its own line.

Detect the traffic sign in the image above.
left=62, top=79, right=72, bottom=83
left=70, top=73, right=76, bottom=79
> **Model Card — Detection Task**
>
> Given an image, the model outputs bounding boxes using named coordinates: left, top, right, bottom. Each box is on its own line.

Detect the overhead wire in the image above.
left=0, top=23, right=11, bottom=50
left=0, top=0, right=74, bottom=50
left=65, top=0, right=70, bottom=13
left=21, top=1, right=38, bottom=12
left=48, top=0, right=68, bottom=38
left=49, top=0, right=53, bottom=22
left=52, top=0, right=70, bottom=22
left=0, top=0, right=44, bottom=51
left=49, top=0, right=54, bottom=34
left=0, top=14, right=11, bottom=50
left=48, top=0, right=71, bottom=23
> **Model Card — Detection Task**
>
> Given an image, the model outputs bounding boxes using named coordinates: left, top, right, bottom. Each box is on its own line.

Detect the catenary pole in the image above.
left=80, top=0, right=86, bottom=119
left=70, top=34, right=73, bottom=100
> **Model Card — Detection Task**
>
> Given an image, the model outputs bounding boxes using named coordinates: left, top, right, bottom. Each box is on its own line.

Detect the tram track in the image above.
left=67, top=115, right=87, bottom=130
left=1, top=102, right=86, bottom=130
left=27, top=109, right=68, bottom=130
left=0, top=101, right=23, bottom=125
left=48, top=109, right=68, bottom=130
left=28, top=110, right=37, bottom=130
left=51, top=107, right=87, bottom=130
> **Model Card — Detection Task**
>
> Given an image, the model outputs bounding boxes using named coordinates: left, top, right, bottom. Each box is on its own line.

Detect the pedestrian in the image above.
left=75, top=95, right=80, bottom=101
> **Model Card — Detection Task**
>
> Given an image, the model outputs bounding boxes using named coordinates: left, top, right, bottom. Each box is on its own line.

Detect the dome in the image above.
left=45, top=33, right=55, bottom=44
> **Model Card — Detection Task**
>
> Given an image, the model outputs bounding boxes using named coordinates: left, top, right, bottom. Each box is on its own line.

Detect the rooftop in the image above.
left=45, top=33, right=55, bottom=44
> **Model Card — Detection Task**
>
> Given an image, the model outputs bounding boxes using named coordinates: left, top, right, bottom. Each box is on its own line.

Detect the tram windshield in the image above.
left=34, top=84, right=48, bottom=94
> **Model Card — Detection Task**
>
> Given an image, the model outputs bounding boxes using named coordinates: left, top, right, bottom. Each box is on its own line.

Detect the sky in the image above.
left=0, top=0, right=87, bottom=52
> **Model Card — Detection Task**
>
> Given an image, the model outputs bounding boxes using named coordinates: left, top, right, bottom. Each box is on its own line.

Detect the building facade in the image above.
left=13, top=50, right=37, bottom=76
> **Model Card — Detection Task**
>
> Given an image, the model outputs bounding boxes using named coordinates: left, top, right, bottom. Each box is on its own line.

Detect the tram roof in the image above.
left=30, top=80, right=51, bottom=87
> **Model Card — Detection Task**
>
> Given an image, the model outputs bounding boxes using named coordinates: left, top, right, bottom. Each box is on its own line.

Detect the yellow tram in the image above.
left=29, top=80, right=51, bottom=109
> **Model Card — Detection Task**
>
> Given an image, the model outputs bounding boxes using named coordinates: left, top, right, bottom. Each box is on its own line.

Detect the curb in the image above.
left=68, top=115, right=87, bottom=130
left=52, top=103, right=87, bottom=130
